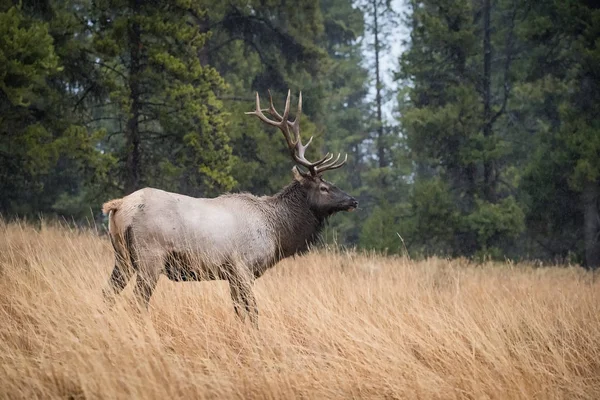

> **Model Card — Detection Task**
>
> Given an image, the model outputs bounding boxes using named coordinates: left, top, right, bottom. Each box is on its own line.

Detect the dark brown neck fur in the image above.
left=264, top=180, right=326, bottom=259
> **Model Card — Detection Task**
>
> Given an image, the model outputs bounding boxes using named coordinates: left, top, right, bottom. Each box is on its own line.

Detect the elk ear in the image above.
left=292, top=166, right=308, bottom=181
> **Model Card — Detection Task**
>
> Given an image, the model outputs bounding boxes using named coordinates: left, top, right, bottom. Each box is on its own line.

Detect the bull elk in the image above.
left=101, top=90, right=358, bottom=325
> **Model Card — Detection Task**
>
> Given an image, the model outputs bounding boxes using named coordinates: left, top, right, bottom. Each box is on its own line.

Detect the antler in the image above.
left=245, top=90, right=347, bottom=176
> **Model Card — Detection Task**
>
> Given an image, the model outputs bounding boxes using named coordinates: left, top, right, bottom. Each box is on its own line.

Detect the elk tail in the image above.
left=102, top=198, right=136, bottom=272
left=102, top=198, right=126, bottom=257
left=102, top=198, right=123, bottom=216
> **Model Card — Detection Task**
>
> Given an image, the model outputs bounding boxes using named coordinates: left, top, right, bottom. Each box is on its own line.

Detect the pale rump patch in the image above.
left=102, top=199, right=123, bottom=215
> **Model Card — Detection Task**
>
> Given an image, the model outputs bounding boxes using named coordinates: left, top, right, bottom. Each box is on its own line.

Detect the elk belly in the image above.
left=163, top=251, right=227, bottom=281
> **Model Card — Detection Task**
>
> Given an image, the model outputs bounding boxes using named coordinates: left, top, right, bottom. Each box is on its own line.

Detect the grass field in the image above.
left=1, top=220, right=600, bottom=399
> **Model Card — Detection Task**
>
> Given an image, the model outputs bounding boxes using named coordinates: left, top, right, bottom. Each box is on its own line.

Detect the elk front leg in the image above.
left=228, top=273, right=258, bottom=327
left=132, top=250, right=162, bottom=310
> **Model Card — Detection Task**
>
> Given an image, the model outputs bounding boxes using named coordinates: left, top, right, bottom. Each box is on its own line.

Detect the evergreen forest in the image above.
left=1, top=0, right=599, bottom=267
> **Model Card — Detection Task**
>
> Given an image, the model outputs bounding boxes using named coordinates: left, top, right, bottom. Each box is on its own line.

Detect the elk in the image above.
left=101, top=90, right=358, bottom=325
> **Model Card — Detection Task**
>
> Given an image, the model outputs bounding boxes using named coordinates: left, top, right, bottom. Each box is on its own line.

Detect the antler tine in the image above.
left=315, top=153, right=348, bottom=174
left=265, top=89, right=285, bottom=122
left=245, top=92, right=280, bottom=128
left=281, top=89, right=291, bottom=128
left=295, top=139, right=333, bottom=170
left=312, top=151, right=334, bottom=166
left=265, top=90, right=306, bottom=137
left=320, top=153, right=341, bottom=169
left=294, top=134, right=312, bottom=158
left=289, top=92, right=336, bottom=169
left=290, top=92, right=303, bottom=142
left=269, top=90, right=330, bottom=170
left=246, top=91, right=297, bottom=152
left=246, top=89, right=349, bottom=176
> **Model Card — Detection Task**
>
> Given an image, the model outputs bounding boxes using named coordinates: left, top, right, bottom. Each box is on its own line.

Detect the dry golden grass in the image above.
left=1, top=220, right=600, bottom=399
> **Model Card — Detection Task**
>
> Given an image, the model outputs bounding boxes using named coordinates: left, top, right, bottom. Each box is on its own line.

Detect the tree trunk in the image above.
left=482, top=0, right=494, bottom=202
left=373, top=0, right=385, bottom=169
left=125, top=0, right=142, bottom=195
left=583, top=182, right=600, bottom=269
left=196, top=12, right=210, bottom=66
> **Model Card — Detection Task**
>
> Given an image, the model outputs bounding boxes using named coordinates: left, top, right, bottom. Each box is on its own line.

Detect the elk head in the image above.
left=246, top=90, right=358, bottom=216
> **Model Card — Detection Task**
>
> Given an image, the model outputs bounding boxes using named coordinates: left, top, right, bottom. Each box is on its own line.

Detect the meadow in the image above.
left=1, top=220, right=600, bottom=399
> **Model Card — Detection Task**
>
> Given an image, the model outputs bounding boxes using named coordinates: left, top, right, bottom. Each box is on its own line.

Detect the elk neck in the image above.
left=265, top=180, right=326, bottom=259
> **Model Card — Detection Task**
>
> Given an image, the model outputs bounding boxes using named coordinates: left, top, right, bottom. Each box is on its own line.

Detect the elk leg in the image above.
left=133, top=272, right=159, bottom=310
left=228, top=276, right=258, bottom=327
left=240, top=284, right=258, bottom=328
left=133, top=251, right=161, bottom=310
left=103, top=262, right=134, bottom=302
left=103, top=234, right=135, bottom=305
left=228, top=282, right=245, bottom=321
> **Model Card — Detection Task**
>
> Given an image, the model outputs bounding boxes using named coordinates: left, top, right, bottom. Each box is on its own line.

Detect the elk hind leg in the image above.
left=103, top=262, right=134, bottom=299
left=103, top=235, right=135, bottom=304
left=133, top=273, right=159, bottom=310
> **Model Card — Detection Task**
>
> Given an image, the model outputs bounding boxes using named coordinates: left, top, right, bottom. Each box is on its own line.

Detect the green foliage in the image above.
left=0, top=6, right=59, bottom=106
left=1, top=0, right=372, bottom=226
left=317, top=0, right=374, bottom=246
left=560, top=107, right=600, bottom=192
left=199, top=0, right=337, bottom=196
left=517, top=0, right=600, bottom=265
left=196, top=0, right=375, bottom=252
left=0, top=3, right=109, bottom=217
left=396, top=0, right=531, bottom=259
left=359, top=202, right=408, bottom=254
left=465, top=197, right=525, bottom=253
left=92, top=0, right=234, bottom=196
left=394, top=0, right=599, bottom=264
left=402, top=178, right=458, bottom=256
left=3, top=0, right=599, bottom=266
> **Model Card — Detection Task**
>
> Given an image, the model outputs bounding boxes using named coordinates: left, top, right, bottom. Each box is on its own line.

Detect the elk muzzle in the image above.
left=347, top=197, right=359, bottom=212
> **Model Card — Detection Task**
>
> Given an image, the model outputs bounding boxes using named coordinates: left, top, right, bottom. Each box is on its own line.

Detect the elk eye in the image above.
left=320, top=186, right=329, bottom=193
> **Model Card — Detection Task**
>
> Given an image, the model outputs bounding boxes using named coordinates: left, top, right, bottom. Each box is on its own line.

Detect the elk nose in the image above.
left=350, top=198, right=359, bottom=208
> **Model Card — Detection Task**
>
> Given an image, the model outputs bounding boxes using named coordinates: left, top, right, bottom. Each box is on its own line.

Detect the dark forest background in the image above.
left=1, top=0, right=599, bottom=267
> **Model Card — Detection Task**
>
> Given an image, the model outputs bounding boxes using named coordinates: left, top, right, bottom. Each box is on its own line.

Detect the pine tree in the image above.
left=0, top=1, right=109, bottom=218
left=397, top=0, right=526, bottom=257
left=519, top=0, right=600, bottom=267
left=181, top=0, right=329, bottom=196
left=315, top=0, right=377, bottom=246
left=92, top=0, right=235, bottom=197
